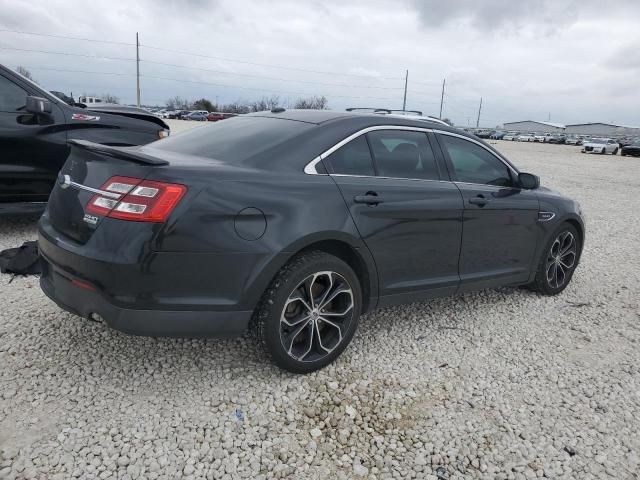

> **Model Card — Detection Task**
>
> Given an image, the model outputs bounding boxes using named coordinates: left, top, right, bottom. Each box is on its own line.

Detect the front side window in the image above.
left=439, top=134, right=512, bottom=187
left=325, top=135, right=375, bottom=176
left=367, top=130, right=440, bottom=180
left=0, top=75, right=27, bottom=112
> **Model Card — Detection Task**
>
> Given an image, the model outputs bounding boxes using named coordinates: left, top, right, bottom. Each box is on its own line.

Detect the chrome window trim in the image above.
left=302, top=125, right=520, bottom=188
left=303, top=156, right=324, bottom=175
left=303, top=125, right=434, bottom=176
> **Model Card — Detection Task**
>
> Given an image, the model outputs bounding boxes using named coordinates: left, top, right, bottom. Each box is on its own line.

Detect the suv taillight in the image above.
left=86, top=176, right=186, bottom=222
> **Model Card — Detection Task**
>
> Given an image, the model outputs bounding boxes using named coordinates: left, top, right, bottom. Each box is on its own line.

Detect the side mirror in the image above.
left=518, top=172, right=540, bottom=189
left=25, top=96, right=52, bottom=115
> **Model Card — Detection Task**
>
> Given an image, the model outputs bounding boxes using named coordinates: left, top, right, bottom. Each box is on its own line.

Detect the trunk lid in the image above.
left=47, top=142, right=156, bottom=244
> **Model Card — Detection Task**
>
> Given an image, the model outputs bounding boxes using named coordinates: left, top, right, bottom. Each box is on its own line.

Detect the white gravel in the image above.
left=1, top=141, right=639, bottom=479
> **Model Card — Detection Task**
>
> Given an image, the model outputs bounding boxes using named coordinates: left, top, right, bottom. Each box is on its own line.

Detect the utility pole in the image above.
left=439, top=78, right=446, bottom=118
left=402, top=70, right=408, bottom=111
left=136, top=32, right=141, bottom=108
left=476, top=97, right=483, bottom=128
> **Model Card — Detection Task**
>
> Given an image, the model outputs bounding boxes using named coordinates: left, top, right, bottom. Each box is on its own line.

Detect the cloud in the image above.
left=0, top=0, right=638, bottom=126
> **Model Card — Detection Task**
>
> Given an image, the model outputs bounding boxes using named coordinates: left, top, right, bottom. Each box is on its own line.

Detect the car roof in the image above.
left=247, top=108, right=459, bottom=131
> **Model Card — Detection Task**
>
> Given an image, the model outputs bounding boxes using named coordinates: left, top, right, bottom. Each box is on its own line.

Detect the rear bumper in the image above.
left=40, top=269, right=251, bottom=337
left=38, top=222, right=256, bottom=338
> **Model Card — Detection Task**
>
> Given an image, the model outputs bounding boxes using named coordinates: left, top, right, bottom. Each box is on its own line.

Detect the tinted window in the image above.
left=0, top=75, right=27, bottom=112
left=325, top=135, right=375, bottom=176
left=367, top=130, right=439, bottom=180
left=149, top=116, right=312, bottom=162
left=440, top=134, right=512, bottom=186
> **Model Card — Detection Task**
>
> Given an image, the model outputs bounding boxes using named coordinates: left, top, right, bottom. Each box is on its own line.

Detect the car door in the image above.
left=323, top=127, right=464, bottom=307
left=434, top=131, right=540, bottom=291
left=0, top=71, right=68, bottom=206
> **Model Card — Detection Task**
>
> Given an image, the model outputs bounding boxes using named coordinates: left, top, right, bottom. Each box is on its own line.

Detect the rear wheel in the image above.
left=254, top=251, right=361, bottom=373
left=530, top=224, right=581, bottom=295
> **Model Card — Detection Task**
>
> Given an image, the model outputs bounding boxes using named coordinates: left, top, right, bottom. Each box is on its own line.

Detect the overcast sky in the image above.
left=1, top=0, right=639, bottom=127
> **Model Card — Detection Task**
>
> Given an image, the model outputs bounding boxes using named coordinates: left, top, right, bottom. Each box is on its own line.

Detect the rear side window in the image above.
left=367, top=130, right=440, bottom=180
left=325, top=135, right=375, bottom=176
left=0, top=75, right=27, bottom=112
left=150, top=116, right=312, bottom=162
left=439, top=134, right=512, bottom=187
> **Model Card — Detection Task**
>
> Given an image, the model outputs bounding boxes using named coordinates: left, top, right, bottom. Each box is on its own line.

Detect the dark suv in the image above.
left=39, top=110, right=585, bottom=373
left=0, top=64, right=170, bottom=214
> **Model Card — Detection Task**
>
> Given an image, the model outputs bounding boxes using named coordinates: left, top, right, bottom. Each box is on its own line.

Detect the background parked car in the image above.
left=207, top=112, right=232, bottom=122
left=581, top=138, right=619, bottom=155
left=517, top=133, right=536, bottom=142
left=176, top=110, right=192, bottom=119
left=621, top=139, right=640, bottom=157
left=474, top=129, right=493, bottom=139
left=547, top=134, right=567, bottom=144
left=503, top=131, right=520, bottom=141
left=565, top=135, right=582, bottom=145
left=185, top=111, right=209, bottom=121
left=490, top=130, right=506, bottom=140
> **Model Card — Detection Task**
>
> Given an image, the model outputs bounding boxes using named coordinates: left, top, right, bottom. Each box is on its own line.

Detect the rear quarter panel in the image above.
left=149, top=168, right=372, bottom=309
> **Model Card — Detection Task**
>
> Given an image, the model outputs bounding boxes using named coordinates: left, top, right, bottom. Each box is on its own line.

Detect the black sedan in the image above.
left=38, top=109, right=585, bottom=373
left=621, top=140, right=640, bottom=157
left=0, top=64, right=170, bottom=215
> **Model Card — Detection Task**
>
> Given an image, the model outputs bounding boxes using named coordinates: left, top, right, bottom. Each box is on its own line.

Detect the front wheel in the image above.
left=530, top=224, right=581, bottom=295
left=612, top=148, right=618, bottom=155
left=255, top=251, right=362, bottom=373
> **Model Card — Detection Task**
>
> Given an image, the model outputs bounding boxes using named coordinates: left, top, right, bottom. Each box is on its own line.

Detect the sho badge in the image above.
left=83, top=213, right=99, bottom=226
left=538, top=211, right=556, bottom=222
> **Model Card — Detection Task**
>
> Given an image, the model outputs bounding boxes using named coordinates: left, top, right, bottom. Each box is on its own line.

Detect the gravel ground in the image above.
left=1, top=141, right=639, bottom=480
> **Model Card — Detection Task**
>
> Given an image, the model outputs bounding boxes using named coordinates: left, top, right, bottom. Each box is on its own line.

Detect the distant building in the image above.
left=502, top=120, right=565, bottom=133
left=565, top=123, right=640, bottom=137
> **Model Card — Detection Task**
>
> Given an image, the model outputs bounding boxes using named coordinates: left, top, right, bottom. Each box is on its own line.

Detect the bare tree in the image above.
left=15, top=66, right=38, bottom=84
left=293, top=95, right=328, bottom=110
left=166, top=96, right=189, bottom=110
left=248, top=95, right=281, bottom=112
left=191, top=98, right=216, bottom=112
left=101, top=94, right=119, bottom=104
left=220, top=100, right=250, bottom=114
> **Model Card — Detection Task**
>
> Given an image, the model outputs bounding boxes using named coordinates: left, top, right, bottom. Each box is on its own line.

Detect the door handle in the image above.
left=354, top=192, right=383, bottom=205
left=468, top=195, right=490, bottom=206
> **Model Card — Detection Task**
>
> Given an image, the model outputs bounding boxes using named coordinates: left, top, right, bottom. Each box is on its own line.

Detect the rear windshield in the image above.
left=149, top=116, right=312, bottom=162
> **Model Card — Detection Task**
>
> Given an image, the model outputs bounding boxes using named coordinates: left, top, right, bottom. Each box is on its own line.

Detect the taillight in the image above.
left=86, top=176, right=186, bottom=222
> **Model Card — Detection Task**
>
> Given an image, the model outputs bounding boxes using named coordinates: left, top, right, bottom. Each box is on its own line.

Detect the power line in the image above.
left=23, top=65, right=400, bottom=101
left=141, top=74, right=399, bottom=101
left=141, top=59, right=403, bottom=90
left=26, top=66, right=134, bottom=76
left=0, top=46, right=134, bottom=62
left=140, top=43, right=404, bottom=81
left=0, top=28, right=135, bottom=46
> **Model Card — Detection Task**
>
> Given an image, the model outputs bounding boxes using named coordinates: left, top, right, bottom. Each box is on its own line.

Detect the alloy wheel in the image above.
left=545, top=231, right=577, bottom=289
left=279, top=271, right=354, bottom=362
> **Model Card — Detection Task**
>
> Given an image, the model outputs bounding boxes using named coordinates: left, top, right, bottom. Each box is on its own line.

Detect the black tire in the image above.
left=612, top=148, right=618, bottom=155
left=530, top=224, right=581, bottom=295
left=254, top=250, right=362, bottom=373
left=621, top=153, right=626, bottom=157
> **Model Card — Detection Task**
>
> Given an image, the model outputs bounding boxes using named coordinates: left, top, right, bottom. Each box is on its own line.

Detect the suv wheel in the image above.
left=530, top=224, right=580, bottom=295
left=255, top=251, right=361, bottom=373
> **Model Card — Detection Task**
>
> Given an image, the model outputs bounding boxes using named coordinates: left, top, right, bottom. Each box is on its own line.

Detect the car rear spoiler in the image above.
left=68, top=139, right=169, bottom=166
